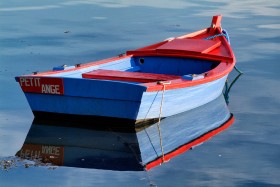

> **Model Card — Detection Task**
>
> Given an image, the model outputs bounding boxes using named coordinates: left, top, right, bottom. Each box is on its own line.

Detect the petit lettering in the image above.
left=19, top=77, right=63, bottom=95
left=19, top=77, right=41, bottom=87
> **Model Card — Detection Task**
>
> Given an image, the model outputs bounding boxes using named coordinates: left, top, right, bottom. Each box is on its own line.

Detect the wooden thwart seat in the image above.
left=82, top=69, right=181, bottom=83
left=156, top=39, right=221, bottom=54
left=127, top=38, right=222, bottom=56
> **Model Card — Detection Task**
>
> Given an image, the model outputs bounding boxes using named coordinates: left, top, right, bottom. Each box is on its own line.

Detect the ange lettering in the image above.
left=19, top=77, right=63, bottom=95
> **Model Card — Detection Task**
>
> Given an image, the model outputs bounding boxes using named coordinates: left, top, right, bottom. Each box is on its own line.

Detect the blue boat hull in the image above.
left=137, top=75, right=227, bottom=120
left=24, top=75, right=227, bottom=122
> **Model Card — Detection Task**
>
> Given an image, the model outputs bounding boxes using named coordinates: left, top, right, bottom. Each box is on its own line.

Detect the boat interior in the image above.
left=51, top=56, right=220, bottom=84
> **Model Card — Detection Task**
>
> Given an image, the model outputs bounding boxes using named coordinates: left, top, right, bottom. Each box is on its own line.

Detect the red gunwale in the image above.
left=145, top=114, right=235, bottom=171
left=142, top=61, right=234, bottom=92
left=21, top=54, right=132, bottom=77
left=17, top=15, right=235, bottom=93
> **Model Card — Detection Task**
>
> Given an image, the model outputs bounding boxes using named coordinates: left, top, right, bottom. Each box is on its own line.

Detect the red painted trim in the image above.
left=155, top=39, right=221, bottom=54
left=82, top=69, right=181, bottom=83
left=145, top=114, right=235, bottom=171
left=23, top=55, right=132, bottom=76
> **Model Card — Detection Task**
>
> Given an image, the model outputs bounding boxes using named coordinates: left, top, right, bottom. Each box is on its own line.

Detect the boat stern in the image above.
left=15, top=75, right=148, bottom=122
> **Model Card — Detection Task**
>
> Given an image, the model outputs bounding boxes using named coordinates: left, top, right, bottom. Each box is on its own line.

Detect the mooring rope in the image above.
left=204, top=29, right=230, bottom=44
left=204, top=33, right=227, bottom=41
left=157, top=81, right=171, bottom=163
left=223, top=69, right=243, bottom=104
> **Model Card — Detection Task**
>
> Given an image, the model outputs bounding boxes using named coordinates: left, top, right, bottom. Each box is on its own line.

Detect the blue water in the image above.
left=1, top=1, right=280, bottom=186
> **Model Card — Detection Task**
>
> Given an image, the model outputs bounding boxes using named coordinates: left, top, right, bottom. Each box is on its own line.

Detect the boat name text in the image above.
left=19, top=77, right=64, bottom=95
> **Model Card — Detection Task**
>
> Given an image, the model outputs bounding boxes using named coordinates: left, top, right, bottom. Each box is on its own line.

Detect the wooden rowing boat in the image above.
left=16, top=15, right=235, bottom=125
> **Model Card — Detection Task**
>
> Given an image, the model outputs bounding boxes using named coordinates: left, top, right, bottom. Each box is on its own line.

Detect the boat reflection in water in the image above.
left=17, top=94, right=234, bottom=171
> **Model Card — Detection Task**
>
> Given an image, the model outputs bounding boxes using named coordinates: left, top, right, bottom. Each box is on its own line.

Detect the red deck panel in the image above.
left=82, top=69, right=181, bottom=83
left=156, top=39, right=221, bottom=54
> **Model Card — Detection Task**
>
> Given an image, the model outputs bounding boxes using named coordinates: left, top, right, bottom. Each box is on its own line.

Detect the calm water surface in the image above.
left=0, top=0, right=280, bottom=186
